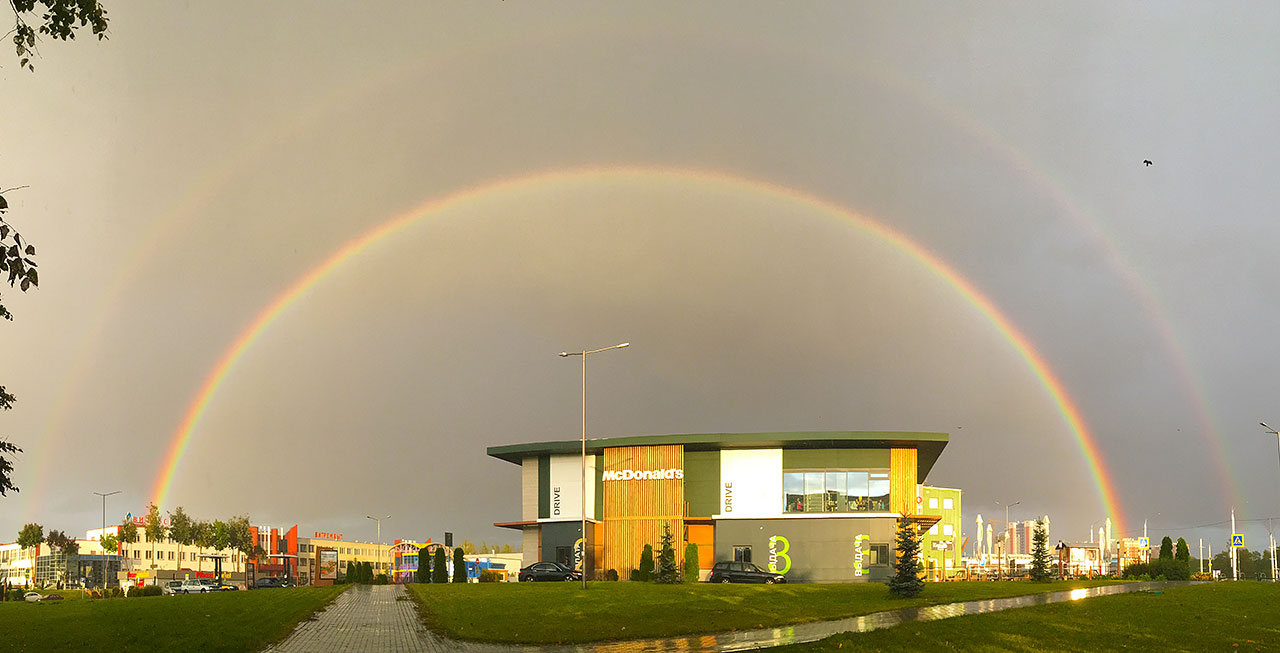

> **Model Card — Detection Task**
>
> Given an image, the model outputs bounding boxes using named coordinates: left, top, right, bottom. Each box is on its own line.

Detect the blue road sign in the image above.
left=1231, top=534, right=1244, bottom=547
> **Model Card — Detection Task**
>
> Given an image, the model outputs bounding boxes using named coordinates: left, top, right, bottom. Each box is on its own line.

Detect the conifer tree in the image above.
left=637, top=543, right=654, bottom=582
left=452, top=547, right=466, bottom=584
left=683, top=542, right=700, bottom=584
left=432, top=547, right=448, bottom=583
left=654, top=523, right=680, bottom=584
left=416, top=546, right=430, bottom=583
left=1030, top=518, right=1053, bottom=581
left=887, top=518, right=924, bottom=598
left=1159, top=536, right=1174, bottom=561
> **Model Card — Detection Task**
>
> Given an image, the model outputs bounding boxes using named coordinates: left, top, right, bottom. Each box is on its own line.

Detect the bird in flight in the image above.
left=1143, top=160, right=1153, bottom=166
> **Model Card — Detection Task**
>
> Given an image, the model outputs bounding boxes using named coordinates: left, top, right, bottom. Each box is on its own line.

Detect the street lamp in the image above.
left=1259, top=423, right=1280, bottom=582
left=560, top=342, right=629, bottom=590
left=995, top=500, right=1019, bottom=580
left=92, top=491, right=120, bottom=590
left=367, top=515, right=390, bottom=579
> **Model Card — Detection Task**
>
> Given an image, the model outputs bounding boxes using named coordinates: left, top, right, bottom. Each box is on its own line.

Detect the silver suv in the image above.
left=176, top=578, right=217, bottom=594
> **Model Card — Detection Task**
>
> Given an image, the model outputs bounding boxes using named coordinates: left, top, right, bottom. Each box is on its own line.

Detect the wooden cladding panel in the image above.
left=603, top=445, right=684, bottom=577
left=889, top=448, right=918, bottom=516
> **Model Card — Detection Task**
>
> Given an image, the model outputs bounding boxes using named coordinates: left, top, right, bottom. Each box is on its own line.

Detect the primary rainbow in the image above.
left=148, top=165, right=1128, bottom=535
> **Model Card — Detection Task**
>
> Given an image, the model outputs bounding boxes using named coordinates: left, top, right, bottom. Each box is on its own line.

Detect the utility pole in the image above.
left=1231, top=508, right=1238, bottom=581
left=1199, top=538, right=1203, bottom=575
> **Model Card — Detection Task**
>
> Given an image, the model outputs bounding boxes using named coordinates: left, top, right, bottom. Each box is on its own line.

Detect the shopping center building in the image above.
left=488, top=430, right=948, bottom=582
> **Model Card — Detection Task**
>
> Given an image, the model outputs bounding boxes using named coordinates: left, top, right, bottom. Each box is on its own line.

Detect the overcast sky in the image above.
left=3, top=1, right=1279, bottom=553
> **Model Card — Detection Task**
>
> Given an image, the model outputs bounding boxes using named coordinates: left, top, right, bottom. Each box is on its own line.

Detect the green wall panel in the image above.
left=783, top=449, right=890, bottom=470
left=683, top=450, right=721, bottom=517
left=538, top=455, right=550, bottom=519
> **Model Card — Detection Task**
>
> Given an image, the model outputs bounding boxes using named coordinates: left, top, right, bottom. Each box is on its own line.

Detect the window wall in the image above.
left=783, top=469, right=890, bottom=514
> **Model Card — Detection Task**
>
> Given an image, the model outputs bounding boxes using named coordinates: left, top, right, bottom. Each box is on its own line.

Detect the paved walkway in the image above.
left=267, top=581, right=1186, bottom=652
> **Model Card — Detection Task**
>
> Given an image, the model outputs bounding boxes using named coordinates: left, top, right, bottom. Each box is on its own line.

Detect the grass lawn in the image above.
left=408, top=579, right=1127, bottom=644
left=776, top=582, right=1280, bottom=652
left=0, top=585, right=347, bottom=652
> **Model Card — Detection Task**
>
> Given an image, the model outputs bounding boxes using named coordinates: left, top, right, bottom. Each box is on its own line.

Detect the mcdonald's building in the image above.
left=488, top=431, right=947, bottom=583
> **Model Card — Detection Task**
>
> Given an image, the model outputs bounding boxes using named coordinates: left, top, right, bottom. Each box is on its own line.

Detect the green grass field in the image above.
left=407, top=580, right=1127, bottom=644
left=776, top=582, right=1280, bottom=652
left=0, top=585, right=347, bottom=652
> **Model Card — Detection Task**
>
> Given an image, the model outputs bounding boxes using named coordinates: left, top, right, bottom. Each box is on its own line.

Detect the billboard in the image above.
left=317, top=548, right=338, bottom=580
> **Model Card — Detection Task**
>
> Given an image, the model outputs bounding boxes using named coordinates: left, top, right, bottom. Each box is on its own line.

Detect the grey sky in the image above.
left=3, top=1, right=1279, bottom=551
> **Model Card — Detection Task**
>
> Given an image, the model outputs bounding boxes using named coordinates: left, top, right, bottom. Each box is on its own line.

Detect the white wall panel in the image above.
left=718, top=449, right=782, bottom=518
left=546, top=454, right=596, bottom=521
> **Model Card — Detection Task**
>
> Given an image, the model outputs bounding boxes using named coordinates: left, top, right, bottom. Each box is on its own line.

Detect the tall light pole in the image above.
left=560, top=342, right=629, bottom=590
left=92, top=491, right=120, bottom=590
left=367, top=515, right=389, bottom=578
left=1260, top=422, right=1280, bottom=581
left=995, top=500, right=1019, bottom=579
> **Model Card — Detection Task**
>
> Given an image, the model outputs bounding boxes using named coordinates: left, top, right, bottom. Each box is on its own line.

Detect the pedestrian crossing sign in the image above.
left=1231, top=534, right=1244, bottom=547
left=1138, top=537, right=1149, bottom=550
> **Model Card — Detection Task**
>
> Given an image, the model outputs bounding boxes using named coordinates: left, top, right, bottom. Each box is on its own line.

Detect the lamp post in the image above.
left=367, top=515, right=389, bottom=579
left=93, top=491, right=121, bottom=538
left=560, top=342, right=629, bottom=590
left=1260, top=423, right=1280, bottom=581
left=995, top=500, right=1019, bottom=580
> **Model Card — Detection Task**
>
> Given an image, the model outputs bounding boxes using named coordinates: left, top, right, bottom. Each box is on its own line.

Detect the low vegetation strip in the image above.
left=407, top=580, right=1126, bottom=645
left=778, top=582, right=1280, bottom=652
left=0, top=585, right=348, bottom=652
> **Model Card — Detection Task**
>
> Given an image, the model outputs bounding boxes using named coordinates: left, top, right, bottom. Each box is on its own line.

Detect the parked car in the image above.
left=40, top=594, right=64, bottom=601
left=517, top=561, right=582, bottom=582
left=707, top=561, right=787, bottom=584
left=176, top=579, right=217, bottom=594
left=23, top=591, right=42, bottom=602
left=216, top=581, right=238, bottom=591
left=162, top=580, right=184, bottom=596
left=254, top=577, right=285, bottom=589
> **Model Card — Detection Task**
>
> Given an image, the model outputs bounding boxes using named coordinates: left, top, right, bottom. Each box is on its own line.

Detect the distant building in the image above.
left=1055, top=541, right=1104, bottom=578
left=919, top=486, right=962, bottom=579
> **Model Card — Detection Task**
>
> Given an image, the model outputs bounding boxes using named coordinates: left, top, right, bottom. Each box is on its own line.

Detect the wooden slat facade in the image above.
left=603, top=445, right=684, bottom=578
left=889, top=448, right=918, bottom=516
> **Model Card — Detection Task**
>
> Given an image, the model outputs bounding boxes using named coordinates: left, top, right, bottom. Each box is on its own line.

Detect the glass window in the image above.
left=825, top=472, right=846, bottom=512
left=733, top=546, right=752, bottom=563
left=943, top=498, right=954, bottom=510
left=868, top=472, right=890, bottom=512
left=784, top=473, right=804, bottom=512
left=928, top=497, right=938, bottom=509
left=804, top=472, right=825, bottom=513
left=943, top=524, right=954, bottom=536
left=846, top=472, right=869, bottom=512
left=929, top=524, right=939, bottom=535
left=868, top=544, right=890, bottom=565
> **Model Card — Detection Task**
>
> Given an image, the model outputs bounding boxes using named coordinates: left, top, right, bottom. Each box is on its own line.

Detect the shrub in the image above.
left=453, top=548, right=466, bottom=584
left=374, top=574, right=388, bottom=585
left=629, top=569, right=641, bottom=582
left=433, top=548, right=449, bottom=584
left=417, top=547, right=430, bottom=583
left=606, top=568, right=619, bottom=581
left=130, top=584, right=163, bottom=597
left=1124, top=558, right=1189, bottom=581
left=479, top=569, right=502, bottom=583
left=637, top=544, right=654, bottom=582
left=684, top=542, right=700, bottom=583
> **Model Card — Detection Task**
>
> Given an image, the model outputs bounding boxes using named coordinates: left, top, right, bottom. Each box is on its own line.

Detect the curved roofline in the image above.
left=487, top=430, right=949, bottom=479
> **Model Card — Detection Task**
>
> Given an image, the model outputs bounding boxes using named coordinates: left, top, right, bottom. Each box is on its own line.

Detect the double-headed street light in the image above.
left=93, top=491, right=121, bottom=537
left=995, top=500, right=1019, bottom=580
left=560, top=342, right=629, bottom=590
left=366, top=515, right=390, bottom=545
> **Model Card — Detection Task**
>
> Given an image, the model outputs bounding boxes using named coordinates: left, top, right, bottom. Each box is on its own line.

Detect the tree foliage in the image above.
left=653, top=523, right=680, bottom=584
left=143, top=502, right=165, bottom=564
left=169, top=506, right=192, bottom=566
left=98, top=533, right=118, bottom=553
left=1159, top=536, right=1174, bottom=561
left=9, top=0, right=110, bottom=72
left=1175, top=537, right=1190, bottom=562
left=1029, top=518, right=1053, bottom=581
left=16, top=522, right=43, bottom=549
left=887, top=518, right=924, bottom=598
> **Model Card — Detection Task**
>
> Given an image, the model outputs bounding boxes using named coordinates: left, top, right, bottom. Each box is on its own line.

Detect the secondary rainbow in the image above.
left=148, top=165, right=1128, bottom=535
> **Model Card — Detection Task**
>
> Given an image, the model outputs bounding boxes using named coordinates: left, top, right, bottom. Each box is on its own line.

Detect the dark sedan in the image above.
left=518, top=561, right=582, bottom=582
left=707, top=561, right=787, bottom=584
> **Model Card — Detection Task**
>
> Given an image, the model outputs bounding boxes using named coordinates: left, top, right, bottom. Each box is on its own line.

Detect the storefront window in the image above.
left=781, top=468, right=891, bottom=513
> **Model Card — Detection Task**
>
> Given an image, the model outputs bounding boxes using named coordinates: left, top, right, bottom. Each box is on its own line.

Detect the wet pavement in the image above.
left=266, top=581, right=1187, bottom=652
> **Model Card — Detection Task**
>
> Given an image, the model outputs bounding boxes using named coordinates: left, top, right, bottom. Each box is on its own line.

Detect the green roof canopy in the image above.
left=487, top=431, right=948, bottom=480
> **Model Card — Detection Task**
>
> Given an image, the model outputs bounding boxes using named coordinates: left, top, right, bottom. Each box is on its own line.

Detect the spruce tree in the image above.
left=637, top=544, right=654, bottom=582
left=432, top=547, right=448, bottom=583
left=654, top=523, right=680, bottom=584
left=887, top=518, right=924, bottom=598
left=1159, top=536, right=1174, bottom=561
left=1175, top=537, right=1190, bottom=562
left=1029, top=518, right=1053, bottom=581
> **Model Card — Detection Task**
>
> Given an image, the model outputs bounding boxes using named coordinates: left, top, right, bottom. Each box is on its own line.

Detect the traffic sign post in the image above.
left=1231, top=534, right=1244, bottom=547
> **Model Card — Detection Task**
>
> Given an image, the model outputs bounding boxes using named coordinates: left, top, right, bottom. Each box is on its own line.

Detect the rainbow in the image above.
left=147, top=165, right=1129, bottom=535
